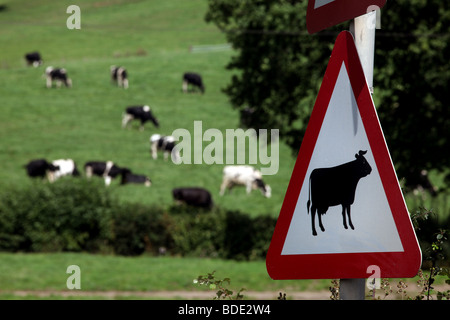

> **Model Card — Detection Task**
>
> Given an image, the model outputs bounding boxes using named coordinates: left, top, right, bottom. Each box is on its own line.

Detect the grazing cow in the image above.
left=48, top=159, right=80, bottom=182
left=219, top=165, right=271, bottom=198
left=150, top=134, right=180, bottom=162
left=307, top=150, right=372, bottom=236
left=120, top=168, right=152, bottom=187
left=45, top=66, right=72, bottom=88
left=122, top=105, right=159, bottom=130
left=182, top=72, right=204, bottom=94
left=25, top=52, right=43, bottom=67
left=172, top=187, right=213, bottom=208
left=24, top=159, right=58, bottom=179
left=84, top=161, right=127, bottom=186
left=110, top=65, right=128, bottom=89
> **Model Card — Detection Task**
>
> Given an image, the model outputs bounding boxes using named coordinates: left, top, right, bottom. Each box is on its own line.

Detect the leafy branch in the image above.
left=194, top=271, right=245, bottom=300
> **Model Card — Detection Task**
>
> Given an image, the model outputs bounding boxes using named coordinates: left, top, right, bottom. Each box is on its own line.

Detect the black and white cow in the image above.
left=47, top=158, right=80, bottom=182
left=25, top=52, right=43, bottom=67
left=122, top=105, right=159, bottom=130
left=307, top=150, right=372, bottom=236
left=45, top=66, right=72, bottom=88
left=182, top=72, right=204, bottom=94
left=219, top=165, right=271, bottom=198
left=150, top=134, right=180, bottom=162
left=84, top=161, right=128, bottom=186
left=172, top=187, right=213, bottom=208
left=120, top=168, right=152, bottom=187
left=110, top=65, right=128, bottom=89
left=24, top=159, right=58, bottom=179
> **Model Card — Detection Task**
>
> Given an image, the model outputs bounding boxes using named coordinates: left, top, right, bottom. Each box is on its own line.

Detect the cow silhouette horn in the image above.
left=355, top=150, right=367, bottom=158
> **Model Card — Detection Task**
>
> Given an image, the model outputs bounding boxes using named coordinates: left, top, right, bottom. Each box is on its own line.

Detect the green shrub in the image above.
left=168, top=205, right=227, bottom=258
left=0, top=179, right=114, bottom=252
left=111, top=203, right=172, bottom=256
left=166, top=206, right=276, bottom=260
left=0, top=181, right=277, bottom=260
left=222, top=211, right=276, bottom=261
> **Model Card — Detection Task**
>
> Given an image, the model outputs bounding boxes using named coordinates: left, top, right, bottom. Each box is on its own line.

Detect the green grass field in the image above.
left=0, top=0, right=296, bottom=217
left=0, top=252, right=329, bottom=295
left=0, top=0, right=299, bottom=299
left=0, top=252, right=446, bottom=300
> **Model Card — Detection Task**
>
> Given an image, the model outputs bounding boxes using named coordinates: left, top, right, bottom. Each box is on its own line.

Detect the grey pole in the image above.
left=350, top=9, right=377, bottom=93
left=340, top=10, right=378, bottom=301
left=340, top=279, right=366, bottom=300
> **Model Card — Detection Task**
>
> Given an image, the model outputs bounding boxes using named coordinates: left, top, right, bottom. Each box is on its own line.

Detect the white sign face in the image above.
left=281, top=62, right=403, bottom=255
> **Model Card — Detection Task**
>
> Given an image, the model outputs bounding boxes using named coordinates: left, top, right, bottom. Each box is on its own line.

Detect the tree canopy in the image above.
left=205, top=0, right=449, bottom=189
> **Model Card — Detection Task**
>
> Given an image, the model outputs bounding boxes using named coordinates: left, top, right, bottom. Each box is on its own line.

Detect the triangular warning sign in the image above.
left=266, top=31, right=421, bottom=280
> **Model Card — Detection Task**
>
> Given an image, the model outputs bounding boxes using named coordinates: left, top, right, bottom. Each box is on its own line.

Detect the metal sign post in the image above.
left=350, top=10, right=378, bottom=92
left=340, top=279, right=366, bottom=300
left=340, top=10, right=377, bottom=300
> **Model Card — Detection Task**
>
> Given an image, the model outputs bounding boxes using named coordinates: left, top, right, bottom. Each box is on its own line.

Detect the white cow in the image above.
left=219, top=165, right=271, bottom=198
left=48, top=159, right=80, bottom=182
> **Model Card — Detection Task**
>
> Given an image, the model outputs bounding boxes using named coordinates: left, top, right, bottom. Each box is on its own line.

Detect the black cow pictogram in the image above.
left=307, top=150, right=372, bottom=236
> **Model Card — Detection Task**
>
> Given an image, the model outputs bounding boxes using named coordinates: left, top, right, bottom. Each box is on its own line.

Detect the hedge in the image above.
left=0, top=179, right=277, bottom=260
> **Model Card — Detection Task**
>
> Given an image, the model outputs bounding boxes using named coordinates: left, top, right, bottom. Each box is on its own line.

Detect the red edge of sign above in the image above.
left=306, top=0, right=387, bottom=34
left=266, top=31, right=421, bottom=280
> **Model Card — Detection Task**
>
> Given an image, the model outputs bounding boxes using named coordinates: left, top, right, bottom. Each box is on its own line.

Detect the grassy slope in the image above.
left=0, top=0, right=296, bottom=217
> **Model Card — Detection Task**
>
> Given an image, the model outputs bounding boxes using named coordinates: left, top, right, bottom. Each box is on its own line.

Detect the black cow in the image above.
left=182, top=72, right=204, bottom=94
left=84, top=161, right=128, bottom=186
left=120, top=168, right=152, bottom=187
left=110, top=65, right=128, bottom=89
left=122, top=105, right=159, bottom=130
left=25, top=52, right=43, bottom=67
left=45, top=66, right=72, bottom=88
left=24, top=159, right=58, bottom=179
left=172, top=187, right=213, bottom=209
left=307, top=150, right=372, bottom=236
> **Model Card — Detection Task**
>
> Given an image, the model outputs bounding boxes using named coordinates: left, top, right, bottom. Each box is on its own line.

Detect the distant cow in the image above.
left=25, top=52, right=43, bottom=67
left=219, top=165, right=271, bottom=198
left=120, top=168, right=152, bottom=187
left=111, top=65, right=128, bottom=88
left=84, top=161, right=127, bottom=186
left=307, top=150, right=372, bottom=236
left=172, top=187, right=213, bottom=208
left=45, top=66, right=72, bottom=88
left=122, top=105, right=159, bottom=130
left=182, top=72, right=204, bottom=94
left=48, top=159, right=80, bottom=182
left=24, top=159, right=58, bottom=180
left=150, top=134, right=180, bottom=162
